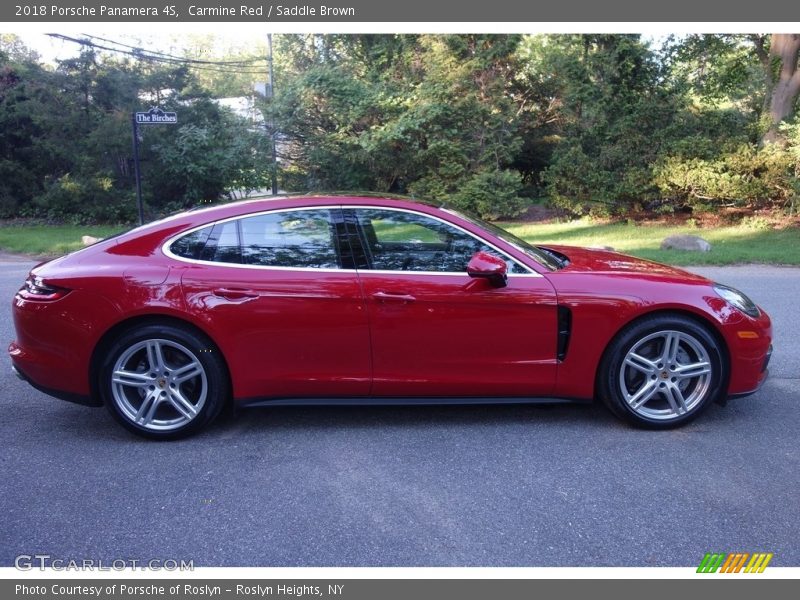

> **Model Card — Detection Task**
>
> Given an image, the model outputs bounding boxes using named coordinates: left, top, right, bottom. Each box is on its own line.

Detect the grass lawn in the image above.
left=0, top=224, right=127, bottom=256
left=499, top=219, right=800, bottom=266
left=0, top=219, right=798, bottom=266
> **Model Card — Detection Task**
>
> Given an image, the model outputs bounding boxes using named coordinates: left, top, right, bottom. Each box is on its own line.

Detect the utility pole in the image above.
left=267, top=33, right=278, bottom=196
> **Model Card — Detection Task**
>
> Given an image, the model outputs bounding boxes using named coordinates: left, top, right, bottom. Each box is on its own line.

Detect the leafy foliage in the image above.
left=271, top=34, right=527, bottom=218
left=654, top=142, right=797, bottom=210
left=1, top=33, right=799, bottom=224
left=0, top=39, right=272, bottom=222
left=536, top=34, right=798, bottom=216
left=270, top=33, right=798, bottom=219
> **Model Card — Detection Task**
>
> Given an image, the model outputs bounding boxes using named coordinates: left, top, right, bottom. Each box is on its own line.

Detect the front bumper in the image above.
left=721, top=300, right=772, bottom=396
left=728, top=344, right=772, bottom=399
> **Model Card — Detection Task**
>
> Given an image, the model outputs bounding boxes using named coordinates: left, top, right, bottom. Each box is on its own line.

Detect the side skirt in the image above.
left=237, top=396, right=592, bottom=409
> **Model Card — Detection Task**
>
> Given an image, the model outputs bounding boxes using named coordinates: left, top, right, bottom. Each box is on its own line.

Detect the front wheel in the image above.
left=599, top=315, right=728, bottom=428
left=100, top=324, right=228, bottom=439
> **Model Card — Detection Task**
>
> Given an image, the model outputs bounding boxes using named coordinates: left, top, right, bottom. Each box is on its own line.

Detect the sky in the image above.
left=15, top=31, right=268, bottom=66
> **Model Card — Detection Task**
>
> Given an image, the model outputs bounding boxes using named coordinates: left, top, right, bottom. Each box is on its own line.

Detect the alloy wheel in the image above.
left=619, top=330, right=713, bottom=421
left=110, top=338, right=208, bottom=432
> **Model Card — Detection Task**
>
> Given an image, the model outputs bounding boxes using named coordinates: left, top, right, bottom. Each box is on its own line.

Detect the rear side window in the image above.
left=168, top=209, right=342, bottom=269
left=240, top=210, right=338, bottom=268
left=169, top=226, right=213, bottom=260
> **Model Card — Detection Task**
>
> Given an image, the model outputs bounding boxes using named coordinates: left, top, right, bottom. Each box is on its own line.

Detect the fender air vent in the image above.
left=557, top=306, right=572, bottom=361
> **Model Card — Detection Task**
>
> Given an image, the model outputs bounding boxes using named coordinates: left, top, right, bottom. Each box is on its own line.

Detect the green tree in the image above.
left=653, top=34, right=799, bottom=212
left=146, top=97, right=272, bottom=210
left=536, top=35, right=681, bottom=215
left=271, top=34, right=527, bottom=218
left=0, top=41, right=273, bottom=222
left=755, top=34, right=800, bottom=144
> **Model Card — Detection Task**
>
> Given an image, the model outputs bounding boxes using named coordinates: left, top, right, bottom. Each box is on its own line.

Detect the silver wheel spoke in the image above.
left=628, top=379, right=658, bottom=409
left=625, top=352, right=657, bottom=374
left=168, top=389, right=197, bottom=420
left=112, top=370, right=152, bottom=388
left=661, top=332, right=681, bottom=364
left=146, top=341, right=166, bottom=372
left=674, top=361, right=711, bottom=379
left=136, top=393, right=160, bottom=426
left=172, top=361, right=203, bottom=384
left=664, top=385, right=688, bottom=415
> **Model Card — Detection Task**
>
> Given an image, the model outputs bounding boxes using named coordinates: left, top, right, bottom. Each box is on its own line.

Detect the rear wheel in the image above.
left=100, top=324, right=228, bottom=439
left=599, top=315, right=727, bottom=428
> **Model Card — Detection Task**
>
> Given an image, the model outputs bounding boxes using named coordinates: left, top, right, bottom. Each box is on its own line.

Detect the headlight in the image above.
left=713, top=284, right=760, bottom=318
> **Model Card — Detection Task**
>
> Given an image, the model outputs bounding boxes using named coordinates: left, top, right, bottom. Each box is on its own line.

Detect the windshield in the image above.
left=442, top=208, right=564, bottom=271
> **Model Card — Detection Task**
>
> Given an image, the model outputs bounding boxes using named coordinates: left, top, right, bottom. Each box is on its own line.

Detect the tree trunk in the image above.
left=762, top=34, right=800, bottom=145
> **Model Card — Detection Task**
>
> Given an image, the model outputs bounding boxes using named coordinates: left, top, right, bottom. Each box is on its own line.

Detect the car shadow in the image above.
left=28, top=390, right=767, bottom=444
left=213, top=400, right=616, bottom=437
left=7, top=394, right=627, bottom=445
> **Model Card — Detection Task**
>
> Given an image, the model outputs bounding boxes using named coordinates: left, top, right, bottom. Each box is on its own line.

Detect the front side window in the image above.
left=353, top=208, right=526, bottom=274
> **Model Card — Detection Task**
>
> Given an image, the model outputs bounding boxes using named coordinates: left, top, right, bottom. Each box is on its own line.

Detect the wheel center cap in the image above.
left=157, top=377, right=167, bottom=388
left=660, top=371, right=669, bottom=379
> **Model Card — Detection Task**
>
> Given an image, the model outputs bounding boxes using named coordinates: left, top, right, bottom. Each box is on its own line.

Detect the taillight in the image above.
left=17, top=276, right=70, bottom=301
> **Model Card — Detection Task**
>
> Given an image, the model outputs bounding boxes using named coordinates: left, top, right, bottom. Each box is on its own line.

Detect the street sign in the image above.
left=131, top=107, right=179, bottom=225
left=135, top=107, right=178, bottom=124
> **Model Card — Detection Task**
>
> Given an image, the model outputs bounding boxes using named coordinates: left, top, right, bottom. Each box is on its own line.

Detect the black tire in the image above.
left=598, top=314, right=728, bottom=429
left=99, top=323, right=229, bottom=440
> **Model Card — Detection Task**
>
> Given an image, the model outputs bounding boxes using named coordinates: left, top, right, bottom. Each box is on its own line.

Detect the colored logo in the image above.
left=697, top=552, right=773, bottom=573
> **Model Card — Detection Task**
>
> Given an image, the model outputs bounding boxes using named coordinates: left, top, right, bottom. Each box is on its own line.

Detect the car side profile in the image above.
left=9, top=196, right=772, bottom=439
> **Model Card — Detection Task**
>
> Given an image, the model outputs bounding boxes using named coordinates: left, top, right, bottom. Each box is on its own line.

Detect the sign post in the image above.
left=131, top=107, right=178, bottom=225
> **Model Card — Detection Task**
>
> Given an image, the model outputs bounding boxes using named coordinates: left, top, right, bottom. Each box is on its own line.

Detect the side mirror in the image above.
left=467, top=251, right=508, bottom=288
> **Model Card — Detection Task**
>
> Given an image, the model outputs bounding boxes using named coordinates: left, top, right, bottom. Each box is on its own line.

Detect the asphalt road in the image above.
left=0, top=259, right=798, bottom=567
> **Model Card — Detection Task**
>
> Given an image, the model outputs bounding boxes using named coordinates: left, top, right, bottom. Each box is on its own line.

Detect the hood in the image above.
left=541, top=245, right=711, bottom=284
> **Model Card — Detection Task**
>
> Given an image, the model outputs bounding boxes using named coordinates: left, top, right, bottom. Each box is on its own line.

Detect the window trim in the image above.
left=161, top=205, right=541, bottom=278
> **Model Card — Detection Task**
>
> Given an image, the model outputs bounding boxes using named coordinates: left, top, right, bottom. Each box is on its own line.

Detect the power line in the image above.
left=46, top=33, right=268, bottom=75
left=47, top=33, right=267, bottom=74
left=80, top=33, right=265, bottom=67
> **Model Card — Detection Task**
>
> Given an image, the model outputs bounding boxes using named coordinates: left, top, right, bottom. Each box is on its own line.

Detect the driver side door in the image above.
left=347, top=207, right=558, bottom=397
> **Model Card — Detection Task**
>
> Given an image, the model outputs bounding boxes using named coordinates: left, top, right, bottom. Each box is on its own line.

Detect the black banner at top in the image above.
left=3, top=0, right=799, bottom=22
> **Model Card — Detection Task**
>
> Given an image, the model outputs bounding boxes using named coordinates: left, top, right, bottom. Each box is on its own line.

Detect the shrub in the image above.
left=543, top=144, right=655, bottom=217
left=26, top=174, right=136, bottom=224
left=654, top=143, right=795, bottom=210
left=449, top=169, right=527, bottom=220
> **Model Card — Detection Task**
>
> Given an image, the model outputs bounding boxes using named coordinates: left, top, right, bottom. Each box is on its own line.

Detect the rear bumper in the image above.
left=10, top=288, right=120, bottom=403
left=10, top=359, right=101, bottom=407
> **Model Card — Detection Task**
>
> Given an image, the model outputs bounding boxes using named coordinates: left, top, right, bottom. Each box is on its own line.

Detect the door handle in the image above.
left=212, top=288, right=258, bottom=300
left=372, top=291, right=416, bottom=304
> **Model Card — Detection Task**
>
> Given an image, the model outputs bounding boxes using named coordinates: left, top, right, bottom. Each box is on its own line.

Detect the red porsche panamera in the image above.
left=9, top=196, right=772, bottom=439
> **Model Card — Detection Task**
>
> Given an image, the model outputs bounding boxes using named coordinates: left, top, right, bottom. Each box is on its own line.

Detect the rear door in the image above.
left=176, top=207, right=371, bottom=400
